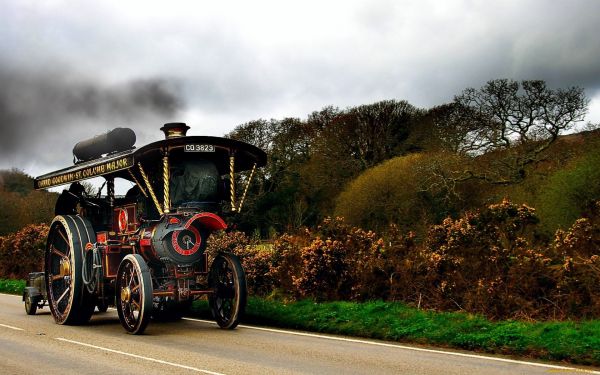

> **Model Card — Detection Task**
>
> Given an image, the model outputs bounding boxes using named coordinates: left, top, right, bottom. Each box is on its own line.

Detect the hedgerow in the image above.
left=206, top=200, right=600, bottom=321
left=0, top=223, right=48, bottom=279
left=3, top=201, right=600, bottom=321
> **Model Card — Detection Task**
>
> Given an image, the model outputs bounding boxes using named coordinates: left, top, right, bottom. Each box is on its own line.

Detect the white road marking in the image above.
left=0, top=292, right=22, bottom=297
left=0, top=323, right=24, bottom=331
left=182, top=317, right=600, bottom=374
left=55, top=338, right=225, bottom=375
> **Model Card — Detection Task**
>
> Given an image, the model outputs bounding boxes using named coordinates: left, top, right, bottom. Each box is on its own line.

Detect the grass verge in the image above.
left=191, top=297, right=600, bottom=367
left=0, top=279, right=25, bottom=295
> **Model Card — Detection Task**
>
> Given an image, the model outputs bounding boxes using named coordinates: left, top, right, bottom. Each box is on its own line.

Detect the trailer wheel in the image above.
left=209, top=252, right=247, bottom=329
left=24, top=293, right=38, bottom=315
left=116, top=254, right=153, bottom=334
left=45, top=215, right=96, bottom=325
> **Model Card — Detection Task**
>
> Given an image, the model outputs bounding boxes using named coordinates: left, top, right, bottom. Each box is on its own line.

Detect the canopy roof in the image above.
left=34, top=136, right=267, bottom=190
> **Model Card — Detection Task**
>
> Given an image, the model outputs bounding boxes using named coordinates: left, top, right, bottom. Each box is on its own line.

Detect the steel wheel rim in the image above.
left=117, top=260, right=143, bottom=331
left=213, top=257, right=237, bottom=322
left=46, top=223, right=74, bottom=323
left=24, top=295, right=33, bottom=312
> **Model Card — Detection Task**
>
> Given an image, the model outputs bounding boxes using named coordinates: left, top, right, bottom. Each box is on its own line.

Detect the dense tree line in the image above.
left=0, top=169, right=56, bottom=236
left=228, top=79, right=591, bottom=236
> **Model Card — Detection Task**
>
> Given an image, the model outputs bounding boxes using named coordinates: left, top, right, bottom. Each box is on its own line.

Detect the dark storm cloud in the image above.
left=341, top=0, right=600, bottom=106
left=1, top=0, right=600, bottom=178
left=0, top=64, right=184, bottom=170
left=500, top=2, right=600, bottom=96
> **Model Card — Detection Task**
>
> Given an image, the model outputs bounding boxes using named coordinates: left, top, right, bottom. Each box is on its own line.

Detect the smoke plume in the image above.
left=0, top=65, right=184, bottom=172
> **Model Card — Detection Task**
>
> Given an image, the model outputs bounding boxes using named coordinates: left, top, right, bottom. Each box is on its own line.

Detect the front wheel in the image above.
left=116, top=254, right=153, bottom=334
left=208, top=253, right=247, bottom=329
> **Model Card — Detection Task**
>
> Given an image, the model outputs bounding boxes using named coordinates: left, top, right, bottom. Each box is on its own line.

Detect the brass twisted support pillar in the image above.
left=163, top=153, right=170, bottom=214
left=138, top=162, right=164, bottom=216
left=237, top=163, right=256, bottom=213
left=229, top=155, right=236, bottom=212
left=127, top=169, right=148, bottom=198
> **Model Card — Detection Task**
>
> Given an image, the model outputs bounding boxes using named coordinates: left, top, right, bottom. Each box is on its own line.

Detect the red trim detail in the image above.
left=169, top=217, right=181, bottom=225
left=140, top=239, right=151, bottom=247
left=184, top=212, right=227, bottom=231
left=171, top=226, right=202, bottom=256
left=96, top=233, right=107, bottom=244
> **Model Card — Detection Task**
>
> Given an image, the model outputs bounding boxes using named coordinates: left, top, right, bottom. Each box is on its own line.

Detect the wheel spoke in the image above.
left=128, top=268, right=135, bottom=289
left=55, top=286, right=70, bottom=305
left=51, top=245, right=67, bottom=259
left=58, top=230, right=69, bottom=248
left=131, top=300, right=141, bottom=311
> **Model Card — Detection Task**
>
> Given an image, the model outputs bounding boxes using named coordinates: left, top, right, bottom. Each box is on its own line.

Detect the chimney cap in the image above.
left=160, top=122, right=190, bottom=139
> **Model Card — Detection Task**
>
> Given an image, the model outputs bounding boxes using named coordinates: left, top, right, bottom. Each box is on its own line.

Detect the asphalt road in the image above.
left=1, top=293, right=598, bottom=375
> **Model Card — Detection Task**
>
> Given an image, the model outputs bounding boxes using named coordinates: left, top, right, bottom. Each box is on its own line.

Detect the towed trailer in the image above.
left=23, top=123, right=266, bottom=334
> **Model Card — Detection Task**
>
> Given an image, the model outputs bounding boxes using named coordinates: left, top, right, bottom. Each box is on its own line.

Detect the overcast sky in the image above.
left=2, top=0, right=600, bottom=183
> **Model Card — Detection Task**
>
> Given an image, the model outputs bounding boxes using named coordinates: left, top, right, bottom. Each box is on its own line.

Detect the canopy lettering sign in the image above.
left=35, top=155, right=134, bottom=189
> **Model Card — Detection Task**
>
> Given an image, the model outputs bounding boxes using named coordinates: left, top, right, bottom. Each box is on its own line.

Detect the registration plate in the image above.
left=184, top=144, right=215, bottom=152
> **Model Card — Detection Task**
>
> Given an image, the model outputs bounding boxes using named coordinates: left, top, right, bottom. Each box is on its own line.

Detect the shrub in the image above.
left=535, top=143, right=600, bottom=233
left=551, top=202, right=600, bottom=318
left=206, top=230, right=275, bottom=295
left=380, top=226, right=423, bottom=303
left=241, top=244, right=276, bottom=296
left=294, top=237, right=349, bottom=300
left=206, top=230, right=252, bottom=257
left=0, top=223, right=49, bottom=279
left=334, top=152, right=483, bottom=235
left=269, top=233, right=308, bottom=293
left=291, top=217, right=385, bottom=301
left=421, top=199, right=552, bottom=319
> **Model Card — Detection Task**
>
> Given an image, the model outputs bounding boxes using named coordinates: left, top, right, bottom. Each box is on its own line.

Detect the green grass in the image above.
left=191, top=297, right=600, bottom=367
left=0, top=279, right=25, bottom=295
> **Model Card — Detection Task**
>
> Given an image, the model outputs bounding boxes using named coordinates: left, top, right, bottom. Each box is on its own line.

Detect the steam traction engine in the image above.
left=25, top=123, right=266, bottom=334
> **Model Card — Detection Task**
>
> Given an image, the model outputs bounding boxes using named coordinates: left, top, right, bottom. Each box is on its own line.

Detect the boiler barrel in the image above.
left=73, top=128, right=136, bottom=161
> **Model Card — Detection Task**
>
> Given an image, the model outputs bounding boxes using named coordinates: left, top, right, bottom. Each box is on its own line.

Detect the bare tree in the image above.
left=447, top=79, right=588, bottom=184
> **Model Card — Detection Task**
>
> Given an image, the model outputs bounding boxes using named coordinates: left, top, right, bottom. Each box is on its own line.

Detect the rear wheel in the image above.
left=209, top=253, right=246, bottom=329
left=44, top=215, right=96, bottom=325
left=116, top=254, right=153, bottom=334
